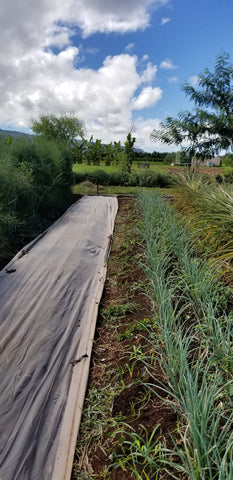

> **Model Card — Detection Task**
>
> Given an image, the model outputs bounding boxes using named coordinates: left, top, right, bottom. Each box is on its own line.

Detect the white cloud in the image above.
left=140, top=62, right=158, bottom=82
left=168, top=76, right=179, bottom=83
left=160, top=58, right=177, bottom=70
left=131, top=117, right=178, bottom=152
left=0, top=0, right=168, bottom=149
left=67, top=0, right=170, bottom=37
left=0, top=46, right=162, bottom=147
left=161, top=17, right=171, bottom=25
left=132, top=86, right=162, bottom=110
left=125, top=43, right=135, bottom=52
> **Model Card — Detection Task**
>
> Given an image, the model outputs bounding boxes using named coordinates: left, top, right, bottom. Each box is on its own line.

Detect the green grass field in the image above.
left=72, top=160, right=172, bottom=175
left=72, top=181, right=178, bottom=196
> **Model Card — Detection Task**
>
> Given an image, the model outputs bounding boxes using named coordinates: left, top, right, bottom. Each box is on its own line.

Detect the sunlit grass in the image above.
left=72, top=181, right=178, bottom=197
left=72, top=161, right=171, bottom=175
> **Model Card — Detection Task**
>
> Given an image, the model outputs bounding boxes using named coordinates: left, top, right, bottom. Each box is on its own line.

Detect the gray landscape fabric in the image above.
left=0, top=196, right=118, bottom=480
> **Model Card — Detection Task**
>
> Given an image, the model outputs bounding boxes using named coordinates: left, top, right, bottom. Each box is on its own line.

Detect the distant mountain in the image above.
left=0, top=128, right=31, bottom=138
left=133, top=147, right=145, bottom=153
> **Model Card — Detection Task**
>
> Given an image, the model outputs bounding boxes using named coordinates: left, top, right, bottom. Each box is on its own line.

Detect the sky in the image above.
left=0, top=0, right=233, bottom=152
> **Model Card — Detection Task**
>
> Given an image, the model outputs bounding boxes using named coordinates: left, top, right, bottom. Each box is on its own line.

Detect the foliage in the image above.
left=123, top=132, right=136, bottom=173
left=0, top=136, right=74, bottom=266
left=151, top=53, right=233, bottom=160
left=74, top=169, right=173, bottom=188
left=138, top=191, right=233, bottom=479
left=221, top=154, right=233, bottom=167
left=173, top=172, right=233, bottom=263
left=72, top=138, right=87, bottom=164
left=104, top=142, right=114, bottom=166
left=32, top=113, right=84, bottom=144
left=102, top=302, right=138, bottom=320
left=223, top=167, right=233, bottom=183
left=110, top=424, right=163, bottom=479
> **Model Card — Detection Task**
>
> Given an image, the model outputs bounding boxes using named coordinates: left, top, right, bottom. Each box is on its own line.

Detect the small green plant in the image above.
left=72, top=385, right=121, bottom=479
left=102, top=302, right=138, bottom=320
left=110, top=424, right=163, bottom=479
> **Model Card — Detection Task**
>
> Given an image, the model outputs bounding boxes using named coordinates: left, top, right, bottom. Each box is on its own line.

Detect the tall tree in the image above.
left=124, top=132, right=136, bottom=173
left=32, top=113, right=84, bottom=145
left=151, top=53, right=233, bottom=160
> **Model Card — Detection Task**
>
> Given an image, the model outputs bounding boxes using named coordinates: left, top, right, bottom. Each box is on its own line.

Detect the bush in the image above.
left=0, top=136, right=74, bottom=267
left=223, top=167, right=233, bottom=183
left=73, top=169, right=173, bottom=188
left=10, top=137, right=74, bottom=217
left=107, top=172, right=130, bottom=186
left=87, top=170, right=109, bottom=185
left=215, top=173, right=224, bottom=184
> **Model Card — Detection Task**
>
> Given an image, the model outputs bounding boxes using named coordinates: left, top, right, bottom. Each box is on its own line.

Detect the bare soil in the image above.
left=169, top=166, right=222, bottom=177
left=72, top=197, right=182, bottom=479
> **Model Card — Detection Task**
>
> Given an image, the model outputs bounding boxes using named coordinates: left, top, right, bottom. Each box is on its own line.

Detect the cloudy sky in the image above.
left=1, top=0, right=233, bottom=151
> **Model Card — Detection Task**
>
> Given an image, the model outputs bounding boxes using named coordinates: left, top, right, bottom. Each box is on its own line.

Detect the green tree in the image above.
left=85, top=136, right=103, bottom=165
left=113, top=141, right=123, bottom=166
left=32, top=113, right=84, bottom=145
left=151, top=53, right=233, bottom=164
left=104, top=142, right=113, bottom=166
left=123, top=132, right=136, bottom=173
left=72, top=138, right=87, bottom=164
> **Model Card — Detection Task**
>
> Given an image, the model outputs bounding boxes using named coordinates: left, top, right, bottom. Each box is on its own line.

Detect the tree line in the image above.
left=32, top=115, right=138, bottom=173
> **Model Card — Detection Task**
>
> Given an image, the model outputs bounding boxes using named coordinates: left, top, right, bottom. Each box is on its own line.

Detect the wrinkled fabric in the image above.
left=0, top=196, right=118, bottom=480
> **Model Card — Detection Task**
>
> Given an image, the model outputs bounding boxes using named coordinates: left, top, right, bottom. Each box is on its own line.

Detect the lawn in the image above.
left=72, top=181, right=178, bottom=196
left=72, top=160, right=172, bottom=175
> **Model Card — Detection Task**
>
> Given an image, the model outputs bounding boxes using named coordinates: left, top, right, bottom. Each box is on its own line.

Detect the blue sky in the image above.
left=0, top=0, right=233, bottom=151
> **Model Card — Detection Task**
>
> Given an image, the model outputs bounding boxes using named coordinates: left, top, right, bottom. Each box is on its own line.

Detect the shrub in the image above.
left=0, top=136, right=74, bottom=266
left=11, top=137, right=73, bottom=217
left=108, top=172, right=130, bottom=186
left=223, top=167, right=233, bottom=183
left=73, top=169, right=173, bottom=188
left=87, top=170, right=109, bottom=186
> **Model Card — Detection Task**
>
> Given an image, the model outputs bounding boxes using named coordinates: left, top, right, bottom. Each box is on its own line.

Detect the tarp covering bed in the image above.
left=0, top=195, right=118, bottom=480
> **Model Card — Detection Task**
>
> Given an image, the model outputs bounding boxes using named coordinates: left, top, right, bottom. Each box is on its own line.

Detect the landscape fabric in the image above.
left=0, top=195, right=118, bottom=480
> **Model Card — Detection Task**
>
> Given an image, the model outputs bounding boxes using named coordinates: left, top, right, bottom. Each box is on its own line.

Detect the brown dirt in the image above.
left=169, top=166, right=222, bottom=177
left=72, top=197, right=182, bottom=480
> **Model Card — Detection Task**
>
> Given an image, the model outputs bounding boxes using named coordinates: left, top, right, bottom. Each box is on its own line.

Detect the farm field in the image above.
left=1, top=130, right=233, bottom=479
left=73, top=160, right=223, bottom=176
left=72, top=162, right=223, bottom=196
left=72, top=190, right=233, bottom=480
left=73, top=161, right=171, bottom=175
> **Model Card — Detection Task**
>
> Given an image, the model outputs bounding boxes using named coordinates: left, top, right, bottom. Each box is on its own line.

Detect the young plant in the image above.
left=110, top=424, right=163, bottom=480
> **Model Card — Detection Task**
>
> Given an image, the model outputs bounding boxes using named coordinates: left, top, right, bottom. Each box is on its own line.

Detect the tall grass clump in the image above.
left=174, top=172, right=233, bottom=266
left=0, top=136, right=74, bottom=266
left=10, top=137, right=74, bottom=217
left=138, top=190, right=233, bottom=479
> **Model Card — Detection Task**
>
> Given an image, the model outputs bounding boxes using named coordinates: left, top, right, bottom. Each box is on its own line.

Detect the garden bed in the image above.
left=72, top=192, right=233, bottom=480
left=72, top=197, right=181, bottom=480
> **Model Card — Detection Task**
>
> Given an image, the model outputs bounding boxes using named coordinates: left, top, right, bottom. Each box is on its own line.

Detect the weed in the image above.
left=116, top=318, right=150, bottom=341
left=72, top=385, right=121, bottom=479
left=101, top=301, right=138, bottom=321
left=110, top=424, right=163, bottom=479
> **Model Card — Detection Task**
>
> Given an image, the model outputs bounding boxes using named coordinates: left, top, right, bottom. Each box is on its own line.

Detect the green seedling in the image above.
left=110, top=424, right=163, bottom=480
left=102, top=301, right=138, bottom=320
